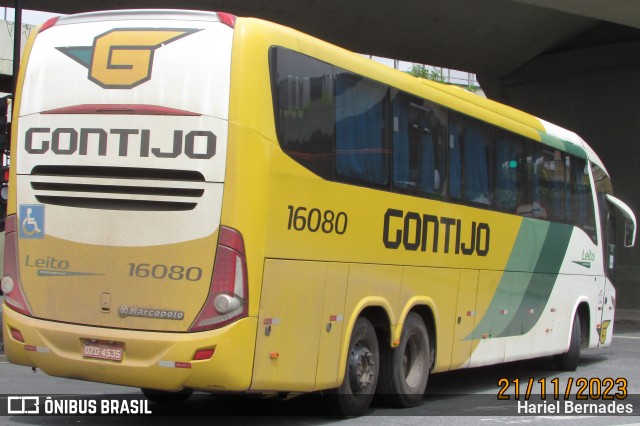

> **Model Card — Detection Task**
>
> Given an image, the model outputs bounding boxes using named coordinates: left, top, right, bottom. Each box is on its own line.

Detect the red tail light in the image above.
left=217, top=12, right=237, bottom=28
left=1, top=166, right=9, bottom=202
left=192, top=348, right=215, bottom=360
left=2, top=214, right=33, bottom=316
left=189, top=226, right=248, bottom=332
left=39, top=17, right=60, bottom=33
left=9, top=327, right=25, bottom=343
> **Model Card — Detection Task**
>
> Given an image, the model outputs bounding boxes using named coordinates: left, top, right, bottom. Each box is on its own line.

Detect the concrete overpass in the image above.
left=0, top=0, right=638, bottom=307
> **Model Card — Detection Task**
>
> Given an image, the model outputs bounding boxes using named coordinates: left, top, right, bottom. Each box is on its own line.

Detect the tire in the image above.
left=377, top=312, right=430, bottom=407
left=141, top=388, right=193, bottom=405
left=554, top=312, right=581, bottom=371
left=330, top=317, right=380, bottom=417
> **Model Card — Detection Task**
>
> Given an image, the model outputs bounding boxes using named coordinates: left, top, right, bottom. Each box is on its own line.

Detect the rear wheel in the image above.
left=330, top=316, right=380, bottom=417
left=141, top=388, right=193, bottom=405
left=555, top=312, right=581, bottom=371
left=378, top=312, right=430, bottom=407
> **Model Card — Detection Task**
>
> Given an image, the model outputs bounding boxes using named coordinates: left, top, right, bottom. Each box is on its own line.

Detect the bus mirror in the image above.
left=605, top=194, right=636, bottom=248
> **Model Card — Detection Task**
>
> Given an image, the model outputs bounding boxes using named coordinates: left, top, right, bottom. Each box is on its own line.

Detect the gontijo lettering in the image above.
left=383, top=208, right=490, bottom=256
left=25, top=128, right=216, bottom=159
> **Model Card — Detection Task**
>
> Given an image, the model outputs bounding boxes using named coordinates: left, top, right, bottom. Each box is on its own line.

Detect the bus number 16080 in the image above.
left=127, top=263, right=203, bottom=281
left=287, top=205, right=348, bottom=235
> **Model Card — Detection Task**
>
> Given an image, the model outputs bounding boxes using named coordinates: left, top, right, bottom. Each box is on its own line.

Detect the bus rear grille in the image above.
left=31, top=165, right=205, bottom=181
left=33, top=196, right=197, bottom=211
left=29, top=166, right=206, bottom=211
left=31, top=182, right=204, bottom=197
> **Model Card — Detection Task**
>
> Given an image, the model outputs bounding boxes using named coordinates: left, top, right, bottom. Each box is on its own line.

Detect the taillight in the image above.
left=1, top=165, right=8, bottom=202
left=2, top=214, right=33, bottom=316
left=38, top=17, right=60, bottom=33
left=192, top=348, right=215, bottom=361
left=189, top=226, right=248, bottom=332
left=9, top=327, right=25, bottom=343
left=217, top=12, right=237, bottom=28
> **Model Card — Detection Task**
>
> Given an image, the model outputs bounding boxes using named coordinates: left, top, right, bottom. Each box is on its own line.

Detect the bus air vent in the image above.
left=29, top=166, right=205, bottom=211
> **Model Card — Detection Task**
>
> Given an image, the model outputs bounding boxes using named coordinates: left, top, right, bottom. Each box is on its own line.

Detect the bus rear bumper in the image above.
left=2, top=306, right=256, bottom=392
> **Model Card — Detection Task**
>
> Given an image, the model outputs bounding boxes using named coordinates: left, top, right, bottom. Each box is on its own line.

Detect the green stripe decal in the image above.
left=563, top=140, right=588, bottom=160
left=537, top=131, right=588, bottom=160
left=466, top=220, right=573, bottom=340
left=538, top=131, right=565, bottom=152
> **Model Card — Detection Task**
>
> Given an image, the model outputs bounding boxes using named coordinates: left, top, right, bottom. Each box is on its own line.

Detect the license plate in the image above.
left=82, top=340, right=124, bottom=362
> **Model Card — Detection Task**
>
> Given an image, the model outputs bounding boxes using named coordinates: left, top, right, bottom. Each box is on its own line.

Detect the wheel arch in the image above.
left=395, top=299, right=438, bottom=370
left=576, top=301, right=590, bottom=349
left=360, top=305, right=392, bottom=346
left=566, top=298, right=591, bottom=351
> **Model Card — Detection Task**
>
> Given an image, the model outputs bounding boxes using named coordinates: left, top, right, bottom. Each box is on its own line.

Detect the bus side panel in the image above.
left=502, top=272, right=561, bottom=361
left=502, top=273, right=574, bottom=361
left=314, top=262, right=349, bottom=390
left=252, top=259, right=330, bottom=391
left=450, top=269, right=478, bottom=370
left=469, top=271, right=507, bottom=367
left=344, top=263, right=402, bottom=325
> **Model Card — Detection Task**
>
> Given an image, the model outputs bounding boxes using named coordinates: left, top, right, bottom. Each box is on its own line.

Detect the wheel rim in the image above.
left=402, top=332, right=425, bottom=388
left=348, top=342, right=375, bottom=392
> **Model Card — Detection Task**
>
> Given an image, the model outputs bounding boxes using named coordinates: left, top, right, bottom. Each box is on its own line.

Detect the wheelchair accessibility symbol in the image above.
left=19, top=204, right=45, bottom=239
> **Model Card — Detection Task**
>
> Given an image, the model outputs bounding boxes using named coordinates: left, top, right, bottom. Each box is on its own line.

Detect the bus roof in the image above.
left=54, top=9, right=222, bottom=25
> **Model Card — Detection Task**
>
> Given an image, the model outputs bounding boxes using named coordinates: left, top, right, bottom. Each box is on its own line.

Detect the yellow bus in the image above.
left=1, top=9, right=636, bottom=416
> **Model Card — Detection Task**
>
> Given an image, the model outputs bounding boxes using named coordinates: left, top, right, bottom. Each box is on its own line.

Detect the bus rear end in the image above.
left=2, top=10, right=256, bottom=392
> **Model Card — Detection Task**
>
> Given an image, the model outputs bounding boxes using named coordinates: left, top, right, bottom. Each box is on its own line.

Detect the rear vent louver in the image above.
left=30, top=166, right=205, bottom=211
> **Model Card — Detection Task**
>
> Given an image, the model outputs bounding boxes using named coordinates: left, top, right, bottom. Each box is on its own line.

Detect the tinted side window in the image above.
left=449, top=113, right=493, bottom=206
left=534, top=147, right=567, bottom=222
left=591, top=163, right=612, bottom=195
left=335, top=71, right=390, bottom=187
left=271, top=47, right=335, bottom=180
left=495, top=130, right=530, bottom=215
left=571, top=157, right=597, bottom=240
left=391, top=91, right=447, bottom=199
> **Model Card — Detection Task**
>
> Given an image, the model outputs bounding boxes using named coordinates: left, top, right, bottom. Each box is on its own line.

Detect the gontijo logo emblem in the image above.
left=57, top=28, right=201, bottom=89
